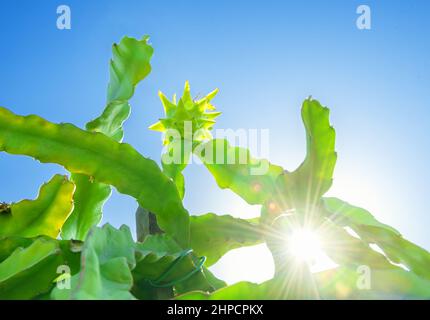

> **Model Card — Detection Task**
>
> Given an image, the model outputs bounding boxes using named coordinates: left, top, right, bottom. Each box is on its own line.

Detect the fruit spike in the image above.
left=149, top=81, right=221, bottom=143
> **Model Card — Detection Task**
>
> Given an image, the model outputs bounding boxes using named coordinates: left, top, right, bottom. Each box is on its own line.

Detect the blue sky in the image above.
left=1, top=0, right=429, bottom=283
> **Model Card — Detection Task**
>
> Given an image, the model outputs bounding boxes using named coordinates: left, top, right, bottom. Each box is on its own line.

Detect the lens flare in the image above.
left=286, top=228, right=322, bottom=263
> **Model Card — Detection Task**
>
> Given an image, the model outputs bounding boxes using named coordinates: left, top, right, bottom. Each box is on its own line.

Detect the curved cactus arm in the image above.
left=195, top=98, right=336, bottom=212
left=358, top=227, right=430, bottom=281
left=320, top=218, right=395, bottom=269
left=105, top=36, right=153, bottom=104
left=189, top=213, right=264, bottom=266
left=0, top=107, right=189, bottom=247
left=275, top=98, right=337, bottom=212
left=64, top=36, right=154, bottom=241
left=0, top=174, right=75, bottom=238
left=195, top=138, right=284, bottom=205
left=323, top=197, right=400, bottom=234
left=61, top=175, right=111, bottom=240
left=0, top=237, right=80, bottom=299
left=87, top=36, right=153, bottom=139
left=322, top=197, right=430, bottom=280
left=61, top=176, right=111, bottom=241
left=315, top=266, right=430, bottom=299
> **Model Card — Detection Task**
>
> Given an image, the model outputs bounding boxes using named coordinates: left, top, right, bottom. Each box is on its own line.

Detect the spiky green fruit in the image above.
left=149, top=81, right=221, bottom=144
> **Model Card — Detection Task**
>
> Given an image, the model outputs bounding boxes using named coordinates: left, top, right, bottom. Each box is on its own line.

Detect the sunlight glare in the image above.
left=285, top=228, right=337, bottom=273
left=209, top=244, right=275, bottom=285
left=287, top=228, right=321, bottom=262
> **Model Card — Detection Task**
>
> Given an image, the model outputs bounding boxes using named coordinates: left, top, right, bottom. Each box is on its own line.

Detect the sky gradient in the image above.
left=1, top=0, right=429, bottom=283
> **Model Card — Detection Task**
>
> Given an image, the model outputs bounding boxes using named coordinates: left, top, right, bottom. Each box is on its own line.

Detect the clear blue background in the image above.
left=1, top=0, right=429, bottom=282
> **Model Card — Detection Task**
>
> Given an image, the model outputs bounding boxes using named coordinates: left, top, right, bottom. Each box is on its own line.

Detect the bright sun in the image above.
left=284, top=227, right=337, bottom=273
left=210, top=227, right=337, bottom=285
left=286, top=228, right=322, bottom=263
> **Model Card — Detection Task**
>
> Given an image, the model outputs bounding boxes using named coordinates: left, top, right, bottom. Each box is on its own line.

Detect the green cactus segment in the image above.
left=0, top=238, right=75, bottom=299
left=323, top=197, right=400, bottom=234
left=199, top=267, right=227, bottom=291
left=177, top=280, right=275, bottom=300
left=360, top=227, right=430, bottom=281
left=61, top=175, right=111, bottom=240
left=64, top=37, right=154, bottom=241
left=197, top=139, right=284, bottom=205
left=87, top=36, right=153, bottom=140
left=0, top=175, right=75, bottom=239
left=0, top=107, right=189, bottom=247
left=134, top=242, right=197, bottom=287
left=0, top=237, right=33, bottom=262
left=107, top=36, right=153, bottom=104
left=323, top=198, right=430, bottom=280
left=196, top=98, right=335, bottom=210
left=86, top=102, right=131, bottom=142
left=320, top=219, right=395, bottom=269
left=274, top=98, right=337, bottom=212
left=189, top=213, right=264, bottom=266
left=179, top=264, right=430, bottom=300
left=133, top=234, right=223, bottom=296
left=316, top=267, right=430, bottom=299
left=161, top=139, right=192, bottom=199
left=52, top=224, right=136, bottom=300
left=173, top=265, right=227, bottom=295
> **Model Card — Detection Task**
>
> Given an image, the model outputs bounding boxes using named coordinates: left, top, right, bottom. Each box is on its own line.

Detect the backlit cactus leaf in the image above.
left=0, top=107, right=189, bottom=247
left=161, top=139, right=192, bottom=199
left=323, top=197, right=400, bottom=234
left=197, top=138, right=284, bottom=205
left=323, top=198, right=430, bottom=280
left=133, top=234, right=224, bottom=297
left=0, top=174, right=75, bottom=239
left=316, top=267, right=430, bottom=299
left=274, top=98, right=337, bottom=212
left=359, top=226, right=430, bottom=281
left=0, top=236, right=33, bottom=262
left=52, top=224, right=136, bottom=300
left=61, top=174, right=111, bottom=240
left=320, top=219, right=395, bottom=269
left=189, top=213, right=264, bottom=266
left=176, top=280, right=275, bottom=300
left=64, top=36, right=153, bottom=241
left=0, top=238, right=76, bottom=299
left=87, top=36, right=153, bottom=139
